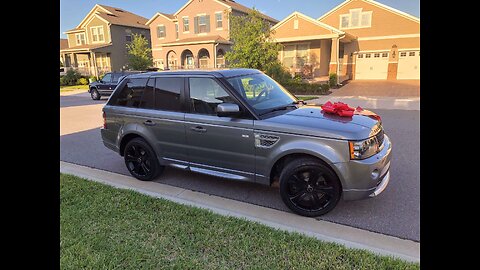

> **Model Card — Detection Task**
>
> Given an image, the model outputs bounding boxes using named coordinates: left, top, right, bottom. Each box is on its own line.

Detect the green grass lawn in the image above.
left=60, top=85, right=89, bottom=91
left=298, top=96, right=319, bottom=101
left=60, top=173, right=419, bottom=269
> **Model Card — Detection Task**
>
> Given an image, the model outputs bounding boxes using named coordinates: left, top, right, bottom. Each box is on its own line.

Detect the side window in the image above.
left=114, top=78, right=148, bottom=108
left=112, top=73, right=122, bottom=83
left=154, top=77, right=183, bottom=112
left=139, top=78, right=155, bottom=109
left=188, top=77, right=236, bottom=115
left=102, top=73, right=112, bottom=83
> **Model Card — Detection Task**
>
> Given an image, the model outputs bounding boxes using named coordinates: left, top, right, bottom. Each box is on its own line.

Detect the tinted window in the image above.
left=189, top=77, right=236, bottom=115
left=154, top=77, right=183, bottom=112
left=102, top=73, right=112, bottom=82
left=112, top=73, right=122, bottom=83
left=115, top=78, right=148, bottom=108
left=139, top=78, right=155, bottom=109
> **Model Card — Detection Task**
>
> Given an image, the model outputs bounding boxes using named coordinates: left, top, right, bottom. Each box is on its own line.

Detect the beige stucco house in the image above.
left=146, top=0, right=278, bottom=70
left=60, top=4, right=151, bottom=77
left=272, top=0, right=420, bottom=81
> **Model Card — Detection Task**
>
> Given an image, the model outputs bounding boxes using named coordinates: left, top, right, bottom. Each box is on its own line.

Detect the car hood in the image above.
left=255, top=105, right=382, bottom=140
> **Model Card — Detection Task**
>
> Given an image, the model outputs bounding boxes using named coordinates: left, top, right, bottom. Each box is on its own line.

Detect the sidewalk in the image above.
left=305, top=95, right=420, bottom=110
left=60, top=161, right=420, bottom=262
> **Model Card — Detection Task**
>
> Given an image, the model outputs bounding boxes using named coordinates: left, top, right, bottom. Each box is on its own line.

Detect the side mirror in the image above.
left=216, top=103, right=240, bottom=117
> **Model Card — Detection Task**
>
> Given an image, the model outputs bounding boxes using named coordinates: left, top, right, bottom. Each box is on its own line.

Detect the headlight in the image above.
left=349, top=136, right=380, bottom=160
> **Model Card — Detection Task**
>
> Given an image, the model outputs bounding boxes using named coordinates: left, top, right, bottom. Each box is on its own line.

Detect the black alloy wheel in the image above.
left=124, top=138, right=163, bottom=181
left=279, top=158, right=341, bottom=217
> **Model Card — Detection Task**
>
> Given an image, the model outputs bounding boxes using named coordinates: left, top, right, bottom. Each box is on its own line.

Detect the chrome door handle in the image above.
left=190, top=126, right=207, bottom=133
left=143, top=120, right=156, bottom=126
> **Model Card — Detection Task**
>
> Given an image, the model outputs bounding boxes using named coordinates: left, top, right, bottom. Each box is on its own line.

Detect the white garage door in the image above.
left=397, top=50, right=420, bottom=80
left=355, top=52, right=389, bottom=80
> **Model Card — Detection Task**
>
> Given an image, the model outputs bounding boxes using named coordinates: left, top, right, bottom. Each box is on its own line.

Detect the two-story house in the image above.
left=146, top=0, right=278, bottom=70
left=60, top=4, right=151, bottom=77
left=271, top=0, right=420, bottom=82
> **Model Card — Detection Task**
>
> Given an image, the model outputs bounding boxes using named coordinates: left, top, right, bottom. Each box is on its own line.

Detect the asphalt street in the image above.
left=60, top=92, right=419, bottom=241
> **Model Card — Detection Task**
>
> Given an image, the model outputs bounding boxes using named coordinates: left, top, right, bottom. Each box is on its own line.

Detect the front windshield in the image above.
left=226, top=73, right=297, bottom=115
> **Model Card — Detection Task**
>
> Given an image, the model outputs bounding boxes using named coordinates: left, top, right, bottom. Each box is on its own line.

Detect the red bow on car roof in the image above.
left=321, top=101, right=381, bottom=121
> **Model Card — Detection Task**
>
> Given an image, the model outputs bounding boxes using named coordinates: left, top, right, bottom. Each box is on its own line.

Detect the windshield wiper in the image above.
left=293, top=100, right=307, bottom=105
left=260, top=104, right=298, bottom=116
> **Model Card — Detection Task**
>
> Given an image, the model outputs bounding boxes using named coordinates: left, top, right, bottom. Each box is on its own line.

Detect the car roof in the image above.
left=126, top=68, right=262, bottom=79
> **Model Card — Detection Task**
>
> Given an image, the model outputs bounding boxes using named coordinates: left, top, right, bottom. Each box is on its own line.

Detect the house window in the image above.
left=374, top=53, right=380, bottom=58
left=365, top=53, right=371, bottom=58
left=183, top=17, right=189, bottom=32
left=75, top=33, right=85, bottom=45
left=282, top=45, right=295, bottom=68
left=294, top=19, right=299, bottom=29
left=400, top=52, right=407, bottom=57
left=157, top=25, right=166, bottom=38
left=409, top=52, right=415, bottom=56
left=358, top=54, right=363, bottom=58
left=382, top=52, right=388, bottom=57
left=282, top=43, right=309, bottom=69
left=198, top=15, right=208, bottom=33
left=340, top=9, right=372, bottom=29
left=175, top=23, right=179, bottom=39
left=91, top=26, right=105, bottom=42
left=215, top=12, right=223, bottom=29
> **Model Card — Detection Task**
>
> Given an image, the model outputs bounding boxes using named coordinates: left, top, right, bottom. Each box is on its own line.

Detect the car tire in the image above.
left=91, top=88, right=101, bottom=100
left=279, top=157, right=341, bottom=217
left=123, top=138, right=164, bottom=181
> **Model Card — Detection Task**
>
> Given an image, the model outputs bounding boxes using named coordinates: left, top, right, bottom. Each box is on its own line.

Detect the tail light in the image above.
left=103, top=111, right=107, bottom=129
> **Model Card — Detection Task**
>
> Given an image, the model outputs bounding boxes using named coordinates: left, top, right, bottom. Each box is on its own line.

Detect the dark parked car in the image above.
left=100, top=69, right=391, bottom=217
left=88, top=71, right=142, bottom=100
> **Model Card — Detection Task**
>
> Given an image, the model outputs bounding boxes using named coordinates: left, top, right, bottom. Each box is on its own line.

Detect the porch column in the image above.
left=329, top=37, right=338, bottom=75
left=91, top=51, right=98, bottom=78
left=71, top=53, right=77, bottom=68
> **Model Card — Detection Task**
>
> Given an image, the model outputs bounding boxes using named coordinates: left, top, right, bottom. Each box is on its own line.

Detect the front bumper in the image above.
left=333, top=134, right=392, bottom=200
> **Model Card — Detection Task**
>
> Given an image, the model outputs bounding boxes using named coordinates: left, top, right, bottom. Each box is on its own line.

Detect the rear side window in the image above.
left=139, top=78, right=155, bottom=109
left=114, top=78, right=148, bottom=108
left=154, top=77, right=183, bottom=111
left=112, top=73, right=122, bottom=83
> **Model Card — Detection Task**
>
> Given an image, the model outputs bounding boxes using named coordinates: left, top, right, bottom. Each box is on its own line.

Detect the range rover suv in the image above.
left=89, top=71, right=142, bottom=100
left=101, top=69, right=392, bottom=216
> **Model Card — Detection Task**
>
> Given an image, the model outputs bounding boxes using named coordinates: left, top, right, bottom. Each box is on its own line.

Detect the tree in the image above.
left=226, top=9, right=283, bottom=75
left=126, top=33, right=153, bottom=71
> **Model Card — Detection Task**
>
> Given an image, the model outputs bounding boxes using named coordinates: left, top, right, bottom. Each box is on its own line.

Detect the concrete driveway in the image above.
left=333, top=80, right=420, bottom=97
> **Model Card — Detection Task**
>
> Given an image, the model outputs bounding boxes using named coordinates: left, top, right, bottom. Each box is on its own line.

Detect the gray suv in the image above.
left=101, top=69, right=392, bottom=216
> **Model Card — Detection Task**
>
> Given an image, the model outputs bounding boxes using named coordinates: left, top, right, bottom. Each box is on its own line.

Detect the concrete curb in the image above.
left=60, top=161, right=420, bottom=263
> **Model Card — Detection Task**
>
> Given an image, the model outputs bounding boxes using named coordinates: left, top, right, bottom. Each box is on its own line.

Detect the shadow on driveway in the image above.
left=60, top=93, right=107, bottom=108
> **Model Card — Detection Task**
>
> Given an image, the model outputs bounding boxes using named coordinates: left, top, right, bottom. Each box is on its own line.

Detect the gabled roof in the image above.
left=172, top=0, right=278, bottom=23
left=60, top=39, right=69, bottom=50
left=318, top=0, right=419, bottom=23
left=145, top=12, right=176, bottom=26
left=66, top=4, right=149, bottom=33
left=272, top=11, right=344, bottom=34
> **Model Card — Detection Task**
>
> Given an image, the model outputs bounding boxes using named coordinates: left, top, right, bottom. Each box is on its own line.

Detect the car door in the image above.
left=97, top=73, right=112, bottom=95
left=134, top=76, right=189, bottom=166
left=184, top=76, right=255, bottom=180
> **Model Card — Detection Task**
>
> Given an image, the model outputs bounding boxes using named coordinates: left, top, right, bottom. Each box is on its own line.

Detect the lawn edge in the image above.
left=60, top=161, right=420, bottom=263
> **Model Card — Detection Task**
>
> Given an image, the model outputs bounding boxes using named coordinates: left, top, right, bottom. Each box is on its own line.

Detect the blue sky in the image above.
left=60, top=0, right=420, bottom=38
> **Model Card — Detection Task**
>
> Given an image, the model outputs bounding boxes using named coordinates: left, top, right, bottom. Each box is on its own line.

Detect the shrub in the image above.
left=265, top=62, right=292, bottom=84
left=292, top=74, right=303, bottom=83
left=62, top=69, right=82, bottom=86
left=279, top=81, right=332, bottom=96
left=77, top=78, right=88, bottom=85
left=329, top=73, right=338, bottom=88
left=320, top=83, right=330, bottom=93
left=88, top=75, right=97, bottom=83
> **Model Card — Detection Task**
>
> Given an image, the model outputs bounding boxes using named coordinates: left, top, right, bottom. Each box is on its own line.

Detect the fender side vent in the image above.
left=255, top=134, right=280, bottom=148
